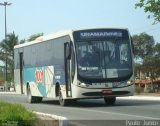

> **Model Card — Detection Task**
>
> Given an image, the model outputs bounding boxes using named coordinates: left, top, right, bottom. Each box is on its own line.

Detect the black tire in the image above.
left=104, top=97, right=116, bottom=105
left=59, top=88, right=69, bottom=106
left=35, top=97, right=43, bottom=103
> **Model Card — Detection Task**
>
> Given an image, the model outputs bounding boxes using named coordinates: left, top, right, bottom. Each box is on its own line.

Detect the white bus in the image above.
left=14, top=28, right=134, bottom=106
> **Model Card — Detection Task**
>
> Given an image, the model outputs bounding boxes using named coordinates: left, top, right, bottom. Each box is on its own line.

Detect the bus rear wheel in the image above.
left=27, top=86, right=35, bottom=103
left=27, top=86, right=42, bottom=103
left=104, top=97, right=116, bottom=105
left=35, top=97, right=43, bottom=103
left=59, top=88, right=69, bottom=106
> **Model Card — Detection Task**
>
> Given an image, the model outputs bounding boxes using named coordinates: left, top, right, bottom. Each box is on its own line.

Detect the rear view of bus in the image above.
left=72, top=28, right=134, bottom=105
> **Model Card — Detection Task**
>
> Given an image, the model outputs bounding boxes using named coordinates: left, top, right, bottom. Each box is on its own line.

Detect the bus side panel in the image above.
left=24, top=67, right=45, bottom=97
left=23, top=66, right=56, bottom=98
left=14, top=48, right=24, bottom=94
left=45, top=66, right=55, bottom=98
left=23, top=68, right=46, bottom=96
left=14, top=69, right=22, bottom=94
left=15, top=35, right=71, bottom=98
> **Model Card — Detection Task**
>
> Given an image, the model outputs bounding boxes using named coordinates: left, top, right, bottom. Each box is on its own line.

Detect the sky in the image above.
left=0, top=0, right=160, bottom=43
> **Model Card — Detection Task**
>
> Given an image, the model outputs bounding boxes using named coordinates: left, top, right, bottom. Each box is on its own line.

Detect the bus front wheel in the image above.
left=104, top=97, right=116, bottom=105
left=59, top=88, right=69, bottom=106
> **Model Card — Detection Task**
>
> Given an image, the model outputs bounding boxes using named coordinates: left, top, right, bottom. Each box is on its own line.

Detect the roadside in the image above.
left=1, top=91, right=160, bottom=126
left=0, top=101, right=36, bottom=126
left=0, top=99, right=67, bottom=126
left=135, top=92, right=160, bottom=96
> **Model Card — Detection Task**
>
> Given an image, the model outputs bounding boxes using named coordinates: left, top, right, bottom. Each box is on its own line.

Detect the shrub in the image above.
left=0, top=101, right=36, bottom=126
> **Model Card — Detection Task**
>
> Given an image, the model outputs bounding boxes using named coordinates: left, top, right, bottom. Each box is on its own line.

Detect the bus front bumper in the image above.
left=71, top=84, right=134, bottom=99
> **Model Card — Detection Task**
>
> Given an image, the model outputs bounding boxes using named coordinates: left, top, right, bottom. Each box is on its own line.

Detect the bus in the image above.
left=14, top=28, right=134, bottom=106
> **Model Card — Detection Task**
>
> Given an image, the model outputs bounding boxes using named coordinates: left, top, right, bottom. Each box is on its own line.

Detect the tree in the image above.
left=132, top=32, right=155, bottom=60
left=155, top=43, right=160, bottom=56
left=153, top=43, right=160, bottom=78
left=132, top=32, right=160, bottom=80
left=132, top=33, right=160, bottom=80
left=0, top=32, right=19, bottom=81
left=135, top=0, right=160, bottom=23
left=20, top=39, right=25, bottom=44
left=135, top=63, right=142, bottom=79
left=27, top=33, right=43, bottom=42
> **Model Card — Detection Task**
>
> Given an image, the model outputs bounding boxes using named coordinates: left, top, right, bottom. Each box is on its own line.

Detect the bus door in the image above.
left=19, top=52, right=24, bottom=94
left=64, top=42, right=72, bottom=97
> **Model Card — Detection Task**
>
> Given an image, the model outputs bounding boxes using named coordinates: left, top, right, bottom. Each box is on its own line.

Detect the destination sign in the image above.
left=73, top=29, right=128, bottom=41
left=80, top=31, right=122, bottom=38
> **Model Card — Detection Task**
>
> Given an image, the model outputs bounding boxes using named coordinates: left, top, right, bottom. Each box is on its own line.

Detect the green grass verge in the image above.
left=0, top=101, right=36, bottom=126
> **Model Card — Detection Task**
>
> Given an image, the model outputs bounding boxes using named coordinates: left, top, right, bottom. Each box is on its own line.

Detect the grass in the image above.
left=0, top=101, right=36, bottom=126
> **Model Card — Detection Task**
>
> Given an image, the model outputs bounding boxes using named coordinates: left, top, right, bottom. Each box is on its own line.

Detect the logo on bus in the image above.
left=35, top=69, right=44, bottom=84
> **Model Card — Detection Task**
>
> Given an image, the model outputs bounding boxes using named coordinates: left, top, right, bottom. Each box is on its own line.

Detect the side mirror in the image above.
left=65, top=42, right=71, bottom=60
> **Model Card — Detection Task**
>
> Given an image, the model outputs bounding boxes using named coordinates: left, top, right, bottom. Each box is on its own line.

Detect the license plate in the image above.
left=102, top=89, right=112, bottom=94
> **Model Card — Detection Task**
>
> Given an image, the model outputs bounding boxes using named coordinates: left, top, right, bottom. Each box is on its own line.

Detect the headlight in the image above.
left=78, top=82, right=89, bottom=88
left=127, top=80, right=133, bottom=85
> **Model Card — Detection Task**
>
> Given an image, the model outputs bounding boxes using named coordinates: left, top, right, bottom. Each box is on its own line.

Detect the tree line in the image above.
left=133, top=33, right=160, bottom=80
left=134, top=0, right=160, bottom=80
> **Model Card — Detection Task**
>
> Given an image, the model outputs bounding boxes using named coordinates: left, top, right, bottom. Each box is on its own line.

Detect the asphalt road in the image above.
left=0, top=94, right=160, bottom=126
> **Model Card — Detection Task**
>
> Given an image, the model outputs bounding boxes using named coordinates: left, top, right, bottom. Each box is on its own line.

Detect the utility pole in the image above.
left=0, top=2, right=12, bottom=82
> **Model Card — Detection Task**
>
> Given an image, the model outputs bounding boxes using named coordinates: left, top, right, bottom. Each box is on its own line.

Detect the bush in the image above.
left=144, top=84, right=154, bottom=93
left=135, top=85, right=140, bottom=94
left=0, top=101, right=36, bottom=126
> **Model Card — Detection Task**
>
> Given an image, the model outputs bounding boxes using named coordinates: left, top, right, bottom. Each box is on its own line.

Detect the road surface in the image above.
left=0, top=93, right=160, bottom=126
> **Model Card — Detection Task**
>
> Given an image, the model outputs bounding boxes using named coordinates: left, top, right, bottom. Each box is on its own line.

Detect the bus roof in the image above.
left=14, top=27, right=128, bottom=49
left=14, top=30, right=73, bottom=49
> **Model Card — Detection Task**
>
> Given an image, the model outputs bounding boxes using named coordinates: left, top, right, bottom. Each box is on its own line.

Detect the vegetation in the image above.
left=132, top=32, right=160, bottom=80
left=132, top=32, right=155, bottom=60
left=135, top=0, right=160, bottom=23
left=0, top=101, right=36, bottom=126
left=0, top=73, right=13, bottom=82
left=0, top=32, right=19, bottom=82
left=0, top=32, right=44, bottom=83
left=27, top=33, right=43, bottom=42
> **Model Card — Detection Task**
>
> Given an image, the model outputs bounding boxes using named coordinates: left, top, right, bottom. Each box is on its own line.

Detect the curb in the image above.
left=34, top=111, right=68, bottom=126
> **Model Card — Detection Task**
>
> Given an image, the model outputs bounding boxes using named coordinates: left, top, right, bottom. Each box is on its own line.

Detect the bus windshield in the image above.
left=76, top=39, right=132, bottom=80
